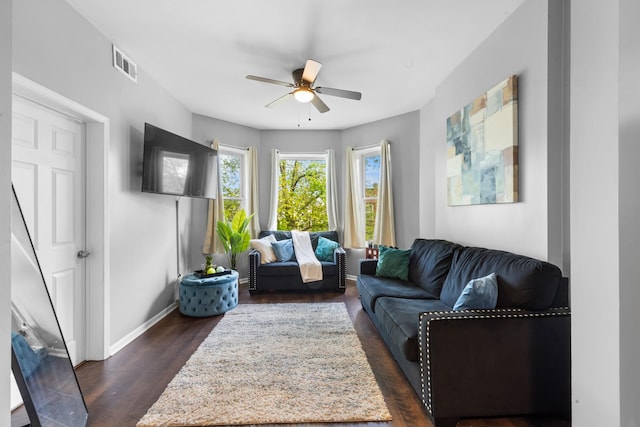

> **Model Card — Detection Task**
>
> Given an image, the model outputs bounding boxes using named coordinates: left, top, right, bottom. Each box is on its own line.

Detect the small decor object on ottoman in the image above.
left=179, top=270, right=239, bottom=317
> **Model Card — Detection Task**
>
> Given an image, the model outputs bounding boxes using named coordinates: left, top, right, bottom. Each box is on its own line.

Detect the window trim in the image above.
left=275, top=151, right=329, bottom=231
left=356, top=146, right=382, bottom=242
left=278, top=152, right=327, bottom=161
left=218, top=145, right=247, bottom=214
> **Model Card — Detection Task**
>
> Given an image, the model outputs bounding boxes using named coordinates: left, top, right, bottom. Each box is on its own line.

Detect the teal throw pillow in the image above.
left=315, top=236, right=340, bottom=262
left=271, top=239, right=294, bottom=262
left=453, top=272, right=498, bottom=310
left=375, top=245, right=411, bottom=281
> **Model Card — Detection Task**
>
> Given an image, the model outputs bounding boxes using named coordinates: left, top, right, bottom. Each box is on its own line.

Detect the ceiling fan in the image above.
left=246, top=59, right=362, bottom=113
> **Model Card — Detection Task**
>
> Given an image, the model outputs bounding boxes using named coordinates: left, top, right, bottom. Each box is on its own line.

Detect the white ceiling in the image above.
left=65, top=0, right=524, bottom=130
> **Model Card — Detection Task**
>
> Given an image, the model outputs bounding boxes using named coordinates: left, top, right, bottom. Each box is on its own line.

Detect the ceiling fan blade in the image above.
left=311, top=94, right=330, bottom=113
left=265, top=92, right=294, bottom=108
left=315, top=86, right=362, bottom=101
left=246, top=75, right=294, bottom=87
left=301, top=60, right=322, bottom=85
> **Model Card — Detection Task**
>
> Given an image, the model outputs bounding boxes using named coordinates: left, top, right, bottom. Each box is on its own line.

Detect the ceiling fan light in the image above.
left=293, top=87, right=314, bottom=103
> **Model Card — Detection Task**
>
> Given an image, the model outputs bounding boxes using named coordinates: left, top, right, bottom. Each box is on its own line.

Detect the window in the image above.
left=359, top=147, right=381, bottom=241
left=218, top=146, right=246, bottom=221
left=277, top=153, right=328, bottom=231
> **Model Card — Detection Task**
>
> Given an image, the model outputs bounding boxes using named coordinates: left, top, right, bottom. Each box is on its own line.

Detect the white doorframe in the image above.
left=12, top=73, right=111, bottom=361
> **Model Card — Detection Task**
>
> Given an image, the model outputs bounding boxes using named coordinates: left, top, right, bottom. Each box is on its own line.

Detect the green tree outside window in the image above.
left=363, top=154, right=381, bottom=241
left=277, top=159, right=328, bottom=231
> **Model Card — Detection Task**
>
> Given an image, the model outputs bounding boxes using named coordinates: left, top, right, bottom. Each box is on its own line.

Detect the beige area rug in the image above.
left=137, top=302, right=392, bottom=426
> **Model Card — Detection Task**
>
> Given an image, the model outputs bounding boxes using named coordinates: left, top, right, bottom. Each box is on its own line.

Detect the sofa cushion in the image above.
left=271, top=239, right=294, bottom=262
left=257, top=261, right=337, bottom=277
left=259, top=230, right=339, bottom=251
left=315, top=236, right=340, bottom=262
left=375, top=297, right=453, bottom=362
left=376, top=245, right=411, bottom=280
left=357, top=274, right=438, bottom=313
left=440, top=247, right=562, bottom=310
left=250, top=235, right=277, bottom=264
left=453, top=272, right=498, bottom=310
left=408, top=239, right=462, bottom=297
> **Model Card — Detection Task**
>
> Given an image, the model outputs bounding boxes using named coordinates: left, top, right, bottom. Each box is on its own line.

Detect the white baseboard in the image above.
left=110, top=277, right=246, bottom=356
left=107, top=275, right=298, bottom=357
left=347, top=274, right=358, bottom=282
left=109, top=303, right=177, bottom=356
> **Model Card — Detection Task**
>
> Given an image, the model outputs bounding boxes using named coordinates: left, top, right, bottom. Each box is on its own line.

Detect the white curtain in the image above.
left=343, top=147, right=365, bottom=248
left=267, top=148, right=280, bottom=230
left=325, top=149, right=339, bottom=231
left=202, top=139, right=226, bottom=254
left=247, top=146, right=260, bottom=238
left=373, top=139, right=396, bottom=247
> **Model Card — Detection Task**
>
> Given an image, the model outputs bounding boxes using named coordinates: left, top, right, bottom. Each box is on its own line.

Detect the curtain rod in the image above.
left=277, top=149, right=330, bottom=156
left=352, top=141, right=389, bottom=150
left=211, top=141, right=251, bottom=151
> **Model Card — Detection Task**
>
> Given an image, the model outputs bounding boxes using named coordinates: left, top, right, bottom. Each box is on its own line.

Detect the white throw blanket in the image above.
left=291, top=230, right=323, bottom=283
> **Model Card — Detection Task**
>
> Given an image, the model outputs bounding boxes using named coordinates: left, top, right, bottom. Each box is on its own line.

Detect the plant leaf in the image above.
left=216, top=221, right=233, bottom=253
left=230, top=210, right=246, bottom=232
left=239, top=233, right=251, bottom=253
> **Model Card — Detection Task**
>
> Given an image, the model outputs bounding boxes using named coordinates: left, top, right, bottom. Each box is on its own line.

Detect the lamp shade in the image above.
left=293, top=87, right=314, bottom=103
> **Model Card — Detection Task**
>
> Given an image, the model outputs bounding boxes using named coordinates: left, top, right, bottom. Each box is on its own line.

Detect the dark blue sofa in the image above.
left=248, top=230, right=346, bottom=294
left=357, top=238, right=571, bottom=427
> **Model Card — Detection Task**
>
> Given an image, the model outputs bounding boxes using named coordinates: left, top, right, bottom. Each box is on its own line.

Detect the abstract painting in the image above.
left=446, top=75, right=518, bottom=206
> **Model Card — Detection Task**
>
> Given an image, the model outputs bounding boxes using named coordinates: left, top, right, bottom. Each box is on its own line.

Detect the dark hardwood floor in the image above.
left=13, top=280, right=571, bottom=427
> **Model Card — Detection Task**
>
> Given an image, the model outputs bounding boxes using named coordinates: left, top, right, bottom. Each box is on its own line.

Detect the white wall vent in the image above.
left=112, top=45, right=138, bottom=83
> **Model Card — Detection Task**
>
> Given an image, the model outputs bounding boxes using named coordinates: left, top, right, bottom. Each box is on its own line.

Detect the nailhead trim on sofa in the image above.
left=249, top=248, right=259, bottom=292
left=337, top=248, right=346, bottom=290
left=417, top=307, right=571, bottom=413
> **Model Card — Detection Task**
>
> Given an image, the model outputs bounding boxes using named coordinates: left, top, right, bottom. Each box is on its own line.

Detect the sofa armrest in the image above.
left=248, top=249, right=260, bottom=292
left=359, top=259, right=378, bottom=275
left=418, top=307, right=571, bottom=423
left=333, top=246, right=346, bottom=289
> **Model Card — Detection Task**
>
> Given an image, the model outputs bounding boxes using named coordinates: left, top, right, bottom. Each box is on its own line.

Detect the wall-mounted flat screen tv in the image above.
left=142, top=123, right=217, bottom=199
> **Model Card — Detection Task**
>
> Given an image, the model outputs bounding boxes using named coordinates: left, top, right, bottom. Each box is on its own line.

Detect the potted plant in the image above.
left=216, top=209, right=254, bottom=270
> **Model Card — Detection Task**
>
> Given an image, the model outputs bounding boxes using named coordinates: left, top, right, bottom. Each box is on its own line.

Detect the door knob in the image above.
left=77, top=250, right=91, bottom=259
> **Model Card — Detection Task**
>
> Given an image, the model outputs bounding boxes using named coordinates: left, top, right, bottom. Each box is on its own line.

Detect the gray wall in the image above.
left=419, top=100, right=436, bottom=238
left=571, top=0, right=640, bottom=424
left=13, top=0, right=194, bottom=346
left=424, top=1, right=568, bottom=269
left=571, top=1, right=619, bottom=424
left=619, top=0, right=640, bottom=424
left=1, top=0, right=12, bottom=421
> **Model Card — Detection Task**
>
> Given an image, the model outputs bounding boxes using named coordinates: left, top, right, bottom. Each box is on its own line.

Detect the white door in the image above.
left=11, top=95, right=87, bottom=365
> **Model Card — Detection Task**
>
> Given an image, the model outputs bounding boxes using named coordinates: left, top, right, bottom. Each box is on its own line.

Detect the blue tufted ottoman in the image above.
left=179, top=271, right=239, bottom=317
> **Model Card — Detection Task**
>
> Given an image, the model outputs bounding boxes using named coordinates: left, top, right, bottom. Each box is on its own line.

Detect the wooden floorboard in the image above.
left=13, top=280, right=571, bottom=427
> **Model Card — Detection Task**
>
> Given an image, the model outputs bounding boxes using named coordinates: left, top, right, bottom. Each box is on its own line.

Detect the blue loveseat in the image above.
left=248, top=230, right=346, bottom=294
left=357, top=238, right=571, bottom=427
